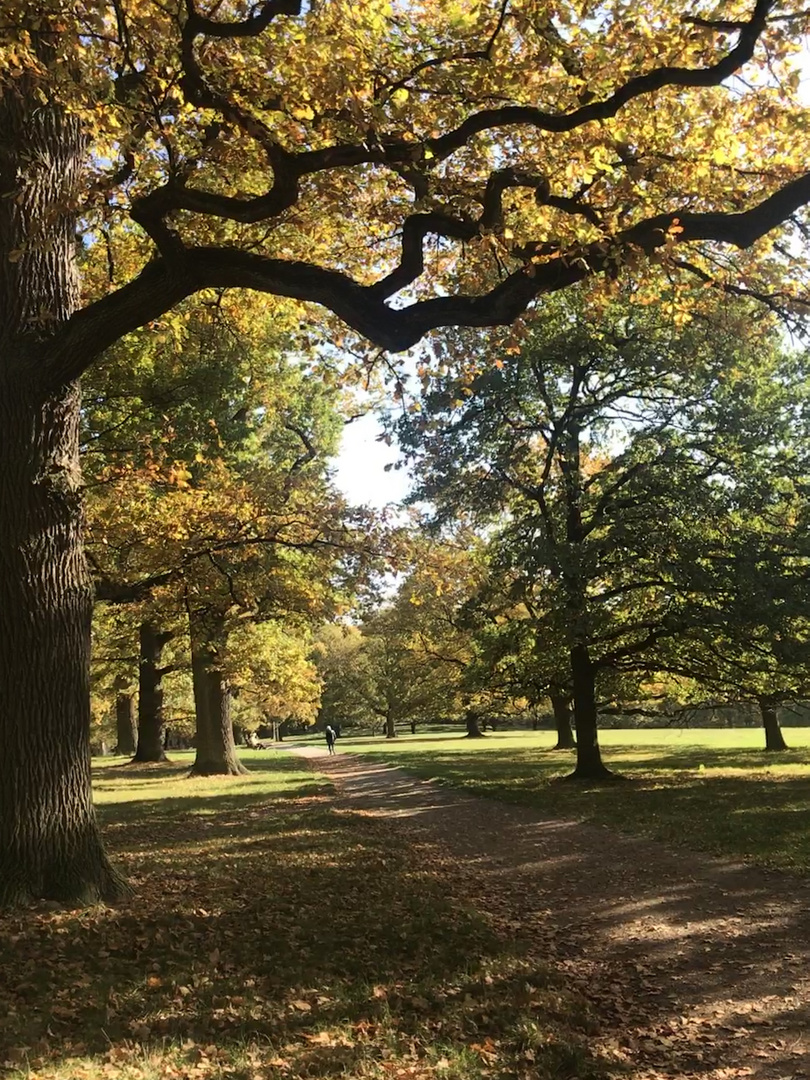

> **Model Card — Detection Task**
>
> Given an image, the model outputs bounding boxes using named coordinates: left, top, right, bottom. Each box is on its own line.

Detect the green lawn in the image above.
left=327, top=728, right=810, bottom=873
left=0, top=751, right=603, bottom=1080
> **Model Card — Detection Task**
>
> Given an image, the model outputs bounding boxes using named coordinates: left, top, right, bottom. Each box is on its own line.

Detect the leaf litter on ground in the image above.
left=0, top=752, right=605, bottom=1080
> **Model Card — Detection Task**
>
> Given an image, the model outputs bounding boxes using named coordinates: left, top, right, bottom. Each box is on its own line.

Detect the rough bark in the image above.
left=385, top=712, right=397, bottom=739
left=550, top=691, right=576, bottom=749
left=465, top=713, right=485, bottom=738
left=0, top=94, right=126, bottom=906
left=132, top=622, right=171, bottom=763
left=759, top=697, right=788, bottom=752
left=566, top=645, right=614, bottom=780
left=189, top=615, right=247, bottom=776
left=114, top=685, right=137, bottom=757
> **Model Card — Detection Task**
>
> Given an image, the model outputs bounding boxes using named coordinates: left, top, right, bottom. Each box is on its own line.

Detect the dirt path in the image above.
left=291, top=745, right=810, bottom=1080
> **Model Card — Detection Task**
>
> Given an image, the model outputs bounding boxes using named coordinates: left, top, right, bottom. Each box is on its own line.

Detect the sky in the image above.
left=331, top=410, right=413, bottom=508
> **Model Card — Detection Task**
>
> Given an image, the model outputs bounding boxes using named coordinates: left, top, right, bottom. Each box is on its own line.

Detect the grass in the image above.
left=327, top=727, right=810, bottom=874
left=0, top=751, right=604, bottom=1080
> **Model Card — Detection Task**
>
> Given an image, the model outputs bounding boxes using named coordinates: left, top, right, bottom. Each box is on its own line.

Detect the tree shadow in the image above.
left=0, top=755, right=603, bottom=1080
left=318, top=751, right=810, bottom=1079
left=363, top=744, right=810, bottom=872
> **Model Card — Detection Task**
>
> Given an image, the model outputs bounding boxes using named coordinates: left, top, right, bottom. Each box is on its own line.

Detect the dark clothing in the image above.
left=325, top=726, right=336, bottom=754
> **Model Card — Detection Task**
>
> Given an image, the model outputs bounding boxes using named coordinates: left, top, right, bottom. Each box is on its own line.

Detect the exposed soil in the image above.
left=292, top=746, right=810, bottom=1080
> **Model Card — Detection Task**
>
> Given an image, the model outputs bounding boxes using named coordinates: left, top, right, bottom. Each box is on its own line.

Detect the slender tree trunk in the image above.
left=115, top=687, right=137, bottom=757
left=0, top=94, right=126, bottom=905
left=759, top=697, right=788, bottom=752
left=566, top=645, right=613, bottom=780
left=465, top=712, right=485, bottom=738
left=385, top=711, right=397, bottom=739
left=232, top=723, right=246, bottom=746
left=550, top=691, right=576, bottom=749
left=555, top=413, right=612, bottom=781
left=189, top=615, right=247, bottom=776
left=132, top=622, right=171, bottom=763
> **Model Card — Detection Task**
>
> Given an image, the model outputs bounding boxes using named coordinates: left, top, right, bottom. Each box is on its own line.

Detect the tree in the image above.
left=3, top=0, right=810, bottom=902
left=461, top=578, right=576, bottom=746
left=315, top=534, right=480, bottom=737
left=228, top=621, right=322, bottom=734
left=314, top=623, right=380, bottom=732
left=653, top=512, right=810, bottom=750
left=84, top=306, right=356, bottom=774
left=354, top=605, right=454, bottom=738
left=397, top=289, right=797, bottom=777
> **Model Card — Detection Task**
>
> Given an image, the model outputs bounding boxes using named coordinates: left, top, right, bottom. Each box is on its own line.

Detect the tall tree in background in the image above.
left=652, top=473, right=810, bottom=750
left=398, top=290, right=799, bottom=777
left=85, top=306, right=359, bottom=775
left=3, top=0, right=810, bottom=902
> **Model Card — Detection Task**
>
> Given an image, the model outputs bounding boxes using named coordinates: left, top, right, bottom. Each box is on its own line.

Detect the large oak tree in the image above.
left=395, top=291, right=802, bottom=777
left=2, top=0, right=810, bottom=904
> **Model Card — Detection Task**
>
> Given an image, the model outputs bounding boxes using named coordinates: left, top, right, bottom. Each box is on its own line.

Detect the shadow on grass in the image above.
left=362, top=744, right=810, bottom=874
left=0, top=753, right=604, bottom=1080
left=315, top=747, right=810, bottom=1079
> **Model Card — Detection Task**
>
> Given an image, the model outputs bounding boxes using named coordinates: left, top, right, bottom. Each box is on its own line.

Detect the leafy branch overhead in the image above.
left=7, top=0, right=810, bottom=387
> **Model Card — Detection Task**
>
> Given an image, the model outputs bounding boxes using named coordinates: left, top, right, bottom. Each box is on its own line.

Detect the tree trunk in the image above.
left=760, top=698, right=788, bottom=752
left=189, top=616, right=247, bottom=776
left=555, top=414, right=613, bottom=780
left=566, top=645, right=613, bottom=780
left=0, top=95, right=126, bottom=905
left=385, top=711, right=397, bottom=739
left=465, top=712, right=485, bottom=738
left=132, top=622, right=171, bottom=763
left=232, top=723, right=246, bottom=746
left=115, top=688, right=137, bottom=757
left=550, top=691, right=576, bottom=749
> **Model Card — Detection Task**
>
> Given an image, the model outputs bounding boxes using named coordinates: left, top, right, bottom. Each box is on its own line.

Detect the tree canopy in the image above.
left=394, top=287, right=810, bottom=773
left=4, top=0, right=810, bottom=386
left=4, top=0, right=810, bottom=905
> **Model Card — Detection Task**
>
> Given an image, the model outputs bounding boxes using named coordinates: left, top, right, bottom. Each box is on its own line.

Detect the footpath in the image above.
left=291, top=745, right=810, bottom=1080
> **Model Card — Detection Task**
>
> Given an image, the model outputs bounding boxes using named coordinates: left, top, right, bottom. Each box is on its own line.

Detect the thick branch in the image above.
left=43, top=164, right=810, bottom=391
left=184, top=0, right=302, bottom=40
left=423, top=0, right=774, bottom=159
left=129, top=0, right=774, bottom=246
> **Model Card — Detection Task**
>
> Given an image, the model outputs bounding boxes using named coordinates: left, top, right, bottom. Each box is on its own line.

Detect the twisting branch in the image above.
left=36, top=0, right=810, bottom=394
left=44, top=162, right=810, bottom=391
left=130, top=0, right=775, bottom=245
left=422, top=0, right=775, bottom=159
left=683, top=16, right=749, bottom=32
left=369, top=212, right=480, bottom=298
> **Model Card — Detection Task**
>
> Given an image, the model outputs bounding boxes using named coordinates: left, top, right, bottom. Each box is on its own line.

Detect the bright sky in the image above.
left=331, top=410, right=412, bottom=508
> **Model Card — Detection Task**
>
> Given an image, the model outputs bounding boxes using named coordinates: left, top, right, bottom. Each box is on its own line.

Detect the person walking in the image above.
left=324, top=724, right=337, bottom=755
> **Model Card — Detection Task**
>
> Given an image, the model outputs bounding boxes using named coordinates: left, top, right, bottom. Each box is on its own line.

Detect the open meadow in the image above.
left=326, top=727, right=810, bottom=874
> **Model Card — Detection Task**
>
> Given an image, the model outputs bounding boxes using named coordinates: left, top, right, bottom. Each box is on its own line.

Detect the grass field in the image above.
left=323, top=727, right=810, bottom=874
left=0, top=751, right=603, bottom=1080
